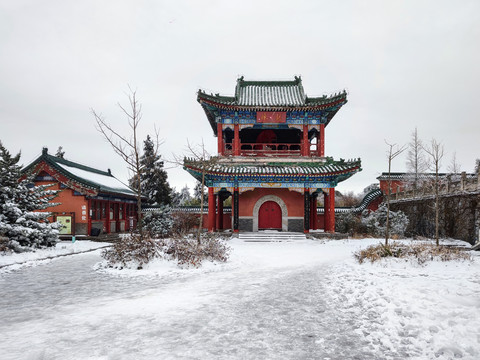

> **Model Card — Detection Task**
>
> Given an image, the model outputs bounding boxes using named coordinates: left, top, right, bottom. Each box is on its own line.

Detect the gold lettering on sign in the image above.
left=256, top=112, right=286, bottom=123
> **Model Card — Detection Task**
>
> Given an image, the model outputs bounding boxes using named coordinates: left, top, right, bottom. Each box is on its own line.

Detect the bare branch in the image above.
left=91, top=88, right=149, bottom=239
left=384, top=140, right=407, bottom=245
left=423, top=138, right=445, bottom=245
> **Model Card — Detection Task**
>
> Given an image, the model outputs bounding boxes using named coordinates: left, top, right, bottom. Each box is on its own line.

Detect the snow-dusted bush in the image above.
left=143, top=205, right=173, bottom=238
left=335, top=212, right=367, bottom=235
left=354, top=242, right=472, bottom=265
left=102, top=234, right=159, bottom=269
left=162, top=233, right=230, bottom=267
left=171, top=211, right=199, bottom=235
left=102, top=233, right=230, bottom=269
left=361, top=204, right=409, bottom=238
left=0, top=142, right=60, bottom=252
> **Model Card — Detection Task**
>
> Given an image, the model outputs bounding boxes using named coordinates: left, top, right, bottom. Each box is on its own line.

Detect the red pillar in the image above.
left=310, top=194, right=317, bottom=230
left=217, top=193, right=223, bottom=230
left=324, top=191, right=330, bottom=232
left=217, top=123, right=224, bottom=155
left=327, top=187, right=335, bottom=233
left=303, top=125, right=310, bottom=156
left=319, top=123, right=325, bottom=156
left=208, top=187, right=215, bottom=232
left=234, top=124, right=240, bottom=156
left=233, top=188, right=239, bottom=233
left=304, top=188, right=310, bottom=233
left=87, top=199, right=92, bottom=236
left=106, top=200, right=111, bottom=234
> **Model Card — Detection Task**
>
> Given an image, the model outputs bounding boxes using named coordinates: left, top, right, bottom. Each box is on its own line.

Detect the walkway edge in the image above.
left=0, top=245, right=111, bottom=269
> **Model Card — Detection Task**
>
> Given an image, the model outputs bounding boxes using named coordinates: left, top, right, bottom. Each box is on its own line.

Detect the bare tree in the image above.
left=174, top=139, right=218, bottom=244
left=447, top=151, right=461, bottom=174
left=91, top=88, right=161, bottom=239
left=423, top=138, right=445, bottom=246
left=385, top=140, right=407, bottom=245
left=406, top=128, right=428, bottom=190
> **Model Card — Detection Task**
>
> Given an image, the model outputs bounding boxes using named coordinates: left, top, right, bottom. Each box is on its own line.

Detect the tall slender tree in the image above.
left=92, top=88, right=161, bottom=239
left=406, top=128, right=428, bottom=191
left=385, top=140, right=406, bottom=245
left=447, top=151, right=461, bottom=174
left=423, top=138, right=444, bottom=246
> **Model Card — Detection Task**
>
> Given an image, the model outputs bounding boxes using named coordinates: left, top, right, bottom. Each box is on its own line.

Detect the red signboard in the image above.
left=256, top=111, right=286, bottom=123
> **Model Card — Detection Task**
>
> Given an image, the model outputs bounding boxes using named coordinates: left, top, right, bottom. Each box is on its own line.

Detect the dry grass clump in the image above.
left=354, top=242, right=472, bottom=265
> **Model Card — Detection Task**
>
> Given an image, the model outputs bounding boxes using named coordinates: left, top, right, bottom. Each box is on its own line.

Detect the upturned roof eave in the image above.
left=197, top=91, right=347, bottom=111
left=183, top=158, right=362, bottom=178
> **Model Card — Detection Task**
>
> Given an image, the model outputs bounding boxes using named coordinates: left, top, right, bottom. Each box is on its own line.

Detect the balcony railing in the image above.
left=224, top=143, right=302, bottom=156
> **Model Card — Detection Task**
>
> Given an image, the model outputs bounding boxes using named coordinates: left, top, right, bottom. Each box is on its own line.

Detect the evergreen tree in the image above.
left=193, top=180, right=208, bottom=204
left=0, top=142, right=60, bottom=252
left=177, top=185, right=191, bottom=206
left=130, top=135, right=172, bottom=206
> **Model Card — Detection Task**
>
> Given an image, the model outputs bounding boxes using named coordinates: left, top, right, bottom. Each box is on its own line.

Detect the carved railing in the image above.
left=224, top=143, right=302, bottom=156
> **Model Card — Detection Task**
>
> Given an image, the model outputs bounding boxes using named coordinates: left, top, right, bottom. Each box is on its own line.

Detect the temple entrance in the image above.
left=258, top=201, right=282, bottom=230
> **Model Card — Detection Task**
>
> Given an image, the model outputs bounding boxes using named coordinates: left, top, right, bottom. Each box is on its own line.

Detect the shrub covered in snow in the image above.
left=163, top=233, right=230, bottom=267
left=102, top=233, right=230, bottom=269
left=354, top=242, right=472, bottom=265
left=0, top=142, right=60, bottom=252
left=143, top=205, right=173, bottom=238
left=361, top=204, right=409, bottom=238
left=171, top=211, right=199, bottom=236
left=102, top=234, right=160, bottom=269
left=335, top=212, right=368, bottom=236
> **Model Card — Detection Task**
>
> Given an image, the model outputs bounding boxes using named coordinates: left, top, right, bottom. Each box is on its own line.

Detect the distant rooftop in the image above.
left=377, top=172, right=476, bottom=181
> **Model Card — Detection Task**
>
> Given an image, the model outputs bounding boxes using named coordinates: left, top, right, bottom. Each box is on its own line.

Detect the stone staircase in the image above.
left=239, top=231, right=307, bottom=242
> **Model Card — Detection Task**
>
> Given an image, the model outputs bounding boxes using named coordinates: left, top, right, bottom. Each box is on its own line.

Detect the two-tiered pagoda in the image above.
left=184, top=76, right=361, bottom=233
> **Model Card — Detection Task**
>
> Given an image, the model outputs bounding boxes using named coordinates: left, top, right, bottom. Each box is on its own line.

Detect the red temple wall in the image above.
left=379, top=180, right=405, bottom=194
left=36, top=180, right=88, bottom=223
left=238, top=188, right=304, bottom=217
left=201, top=213, right=231, bottom=229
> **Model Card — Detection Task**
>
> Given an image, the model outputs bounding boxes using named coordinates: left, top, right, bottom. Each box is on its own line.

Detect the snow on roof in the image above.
left=56, top=162, right=134, bottom=195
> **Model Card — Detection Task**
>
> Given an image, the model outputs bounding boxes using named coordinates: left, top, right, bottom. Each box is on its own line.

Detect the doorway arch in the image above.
left=252, top=195, right=288, bottom=232
left=258, top=201, right=282, bottom=229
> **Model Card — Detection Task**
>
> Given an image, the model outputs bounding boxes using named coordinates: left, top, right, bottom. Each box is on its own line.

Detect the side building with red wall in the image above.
left=23, top=148, right=138, bottom=237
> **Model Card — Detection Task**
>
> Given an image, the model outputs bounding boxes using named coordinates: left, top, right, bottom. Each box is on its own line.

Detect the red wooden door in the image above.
left=258, top=201, right=282, bottom=229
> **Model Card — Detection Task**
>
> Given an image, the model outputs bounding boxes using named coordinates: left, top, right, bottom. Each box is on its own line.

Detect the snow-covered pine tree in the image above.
left=0, top=142, right=60, bottom=252
left=177, top=185, right=192, bottom=206
left=129, top=135, right=172, bottom=206
left=193, top=180, right=208, bottom=204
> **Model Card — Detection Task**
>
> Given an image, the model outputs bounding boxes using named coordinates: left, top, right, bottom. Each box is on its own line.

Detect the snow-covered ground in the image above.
left=0, top=240, right=109, bottom=270
left=0, top=237, right=479, bottom=360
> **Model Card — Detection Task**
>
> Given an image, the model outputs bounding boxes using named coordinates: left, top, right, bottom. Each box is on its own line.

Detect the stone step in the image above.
left=239, top=232, right=307, bottom=242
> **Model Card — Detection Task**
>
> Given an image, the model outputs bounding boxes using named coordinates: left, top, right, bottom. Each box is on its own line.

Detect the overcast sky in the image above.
left=1, top=0, right=479, bottom=195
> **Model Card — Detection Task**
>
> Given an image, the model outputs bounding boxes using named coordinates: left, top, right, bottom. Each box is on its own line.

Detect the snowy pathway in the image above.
left=1, top=239, right=479, bottom=360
